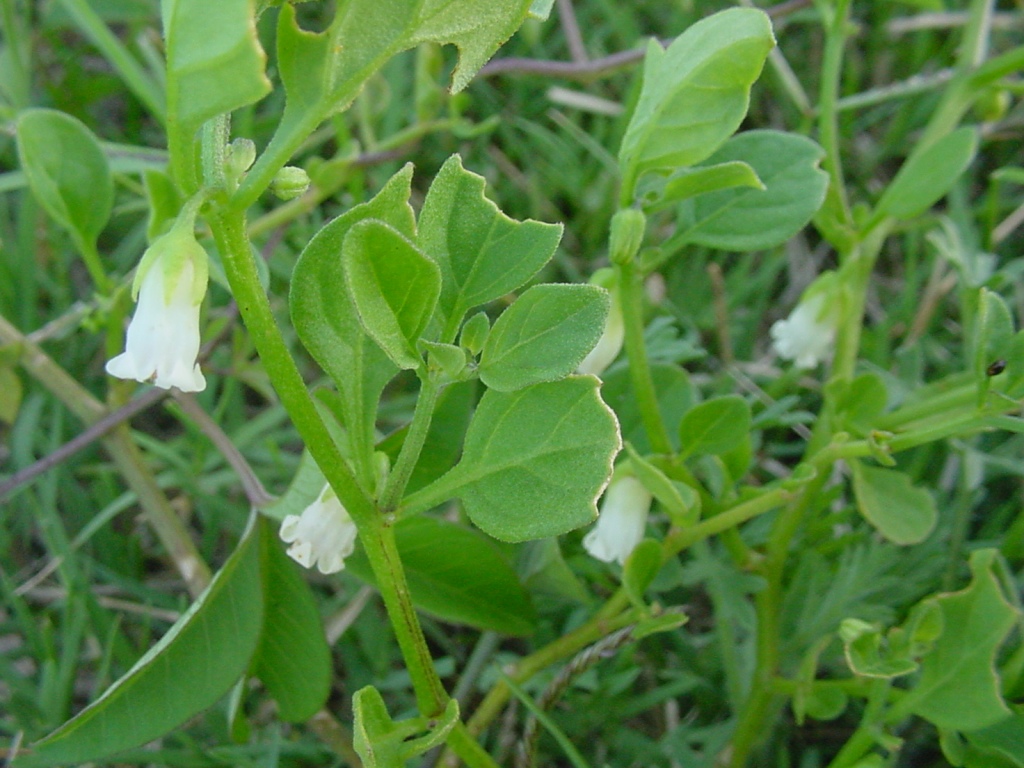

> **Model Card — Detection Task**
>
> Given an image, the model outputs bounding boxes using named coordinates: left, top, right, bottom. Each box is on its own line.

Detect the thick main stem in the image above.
left=211, top=203, right=450, bottom=716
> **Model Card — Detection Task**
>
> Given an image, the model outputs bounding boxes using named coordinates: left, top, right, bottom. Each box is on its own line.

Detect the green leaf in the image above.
left=419, top=155, right=563, bottom=333
left=408, top=0, right=535, bottom=93
left=642, top=160, right=763, bottom=211
left=251, top=517, right=331, bottom=722
left=850, top=462, right=937, bottom=545
left=618, top=9, right=775, bottom=199
left=344, top=219, right=441, bottom=371
left=479, top=284, right=610, bottom=392
left=974, top=288, right=1016, bottom=385
left=834, top=373, right=888, bottom=436
left=624, top=539, right=663, bottom=606
left=143, top=168, right=183, bottom=242
left=439, top=377, right=621, bottom=542
left=347, top=516, right=537, bottom=636
left=965, top=713, right=1024, bottom=767
left=672, top=130, right=828, bottom=251
left=353, top=686, right=459, bottom=767
left=163, top=0, right=270, bottom=144
left=291, top=167, right=413, bottom=482
left=16, top=109, right=113, bottom=248
left=907, top=549, right=1019, bottom=731
left=244, top=2, right=532, bottom=205
left=874, top=126, right=979, bottom=222
left=840, top=618, right=919, bottom=679
left=678, top=395, right=751, bottom=460
left=20, top=516, right=264, bottom=767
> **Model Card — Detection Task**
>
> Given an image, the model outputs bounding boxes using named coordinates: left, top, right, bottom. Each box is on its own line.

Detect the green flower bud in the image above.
left=609, top=208, right=646, bottom=266
left=272, top=165, right=311, bottom=200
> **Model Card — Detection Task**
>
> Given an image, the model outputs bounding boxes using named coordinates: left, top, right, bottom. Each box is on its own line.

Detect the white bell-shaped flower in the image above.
left=106, top=206, right=209, bottom=392
left=280, top=483, right=358, bottom=574
left=583, top=475, right=652, bottom=565
left=577, top=269, right=624, bottom=377
left=770, top=272, right=842, bottom=369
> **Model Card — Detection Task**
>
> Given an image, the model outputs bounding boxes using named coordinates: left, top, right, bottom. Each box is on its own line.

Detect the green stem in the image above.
left=817, top=0, right=854, bottom=228
left=232, top=109, right=326, bottom=211
left=446, top=722, right=502, bottom=768
left=210, top=204, right=450, bottom=716
left=462, top=597, right=636, bottom=740
left=617, top=258, right=673, bottom=454
left=664, top=487, right=789, bottom=555
left=825, top=679, right=892, bottom=768
left=380, top=377, right=441, bottom=512
left=75, top=236, right=113, bottom=294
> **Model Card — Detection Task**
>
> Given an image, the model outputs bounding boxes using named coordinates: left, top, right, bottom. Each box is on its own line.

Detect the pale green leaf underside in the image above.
left=445, top=377, right=621, bottom=542
left=291, top=167, right=413, bottom=476
left=875, top=126, right=978, bottom=221
left=343, top=219, right=441, bottom=371
left=479, top=283, right=610, bottom=392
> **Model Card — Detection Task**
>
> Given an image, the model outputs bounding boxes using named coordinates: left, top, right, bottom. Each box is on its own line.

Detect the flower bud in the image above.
left=609, top=208, right=646, bottom=266
left=271, top=165, right=311, bottom=200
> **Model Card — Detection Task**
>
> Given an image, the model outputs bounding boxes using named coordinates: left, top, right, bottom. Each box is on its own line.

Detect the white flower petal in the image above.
left=583, top=476, right=652, bottom=566
left=106, top=256, right=206, bottom=392
left=577, top=297, right=625, bottom=377
left=770, top=294, right=836, bottom=369
left=279, top=484, right=358, bottom=575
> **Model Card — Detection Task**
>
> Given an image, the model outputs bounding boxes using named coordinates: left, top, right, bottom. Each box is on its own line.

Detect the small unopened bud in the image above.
left=609, top=208, right=646, bottom=266
left=226, top=138, right=257, bottom=178
left=272, top=166, right=311, bottom=200
left=460, top=312, right=490, bottom=356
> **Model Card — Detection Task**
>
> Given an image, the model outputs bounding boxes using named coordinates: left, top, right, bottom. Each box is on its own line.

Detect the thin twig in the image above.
left=0, top=307, right=238, bottom=503
left=557, top=0, right=587, bottom=64
left=171, top=391, right=275, bottom=508
left=0, top=388, right=166, bottom=502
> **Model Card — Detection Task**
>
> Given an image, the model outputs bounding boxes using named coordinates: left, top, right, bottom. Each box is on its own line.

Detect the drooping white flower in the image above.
left=770, top=273, right=842, bottom=369
left=106, top=205, right=209, bottom=392
left=280, top=483, right=358, bottom=574
left=577, top=269, right=624, bottom=377
left=583, top=475, right=652, bottom=565
left=577, top=289, right=624, bottom=376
